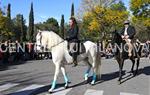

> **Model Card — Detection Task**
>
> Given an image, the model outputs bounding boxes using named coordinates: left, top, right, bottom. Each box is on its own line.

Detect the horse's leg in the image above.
left=130, top=58, right=135, bottom=74
left=48, top=63, right=60, bottom=93
left=61, top=64, right=69, bottom=89
left=116, top=58, right=121, bottom=82
left=84, top=64, right=91, bottom=81
left=91, top=67, right=97, bottom=85
left=91, top=57, right=97, bottom=85
left=135, top=58, right=140, bottom=76
left=84, top=58, right=91, bottom=81
left=118, top=59, right=124, bottom=84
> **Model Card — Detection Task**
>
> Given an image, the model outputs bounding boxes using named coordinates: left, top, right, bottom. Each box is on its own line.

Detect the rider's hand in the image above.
left=125, top=35, right=129, bottom=39
left=121, top=35, right=124, bottom=39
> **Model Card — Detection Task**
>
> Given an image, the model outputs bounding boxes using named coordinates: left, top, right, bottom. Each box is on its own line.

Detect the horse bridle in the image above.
left=36, top=32, right=43, bottom=49
left=37, top=32, right=65, bottom=50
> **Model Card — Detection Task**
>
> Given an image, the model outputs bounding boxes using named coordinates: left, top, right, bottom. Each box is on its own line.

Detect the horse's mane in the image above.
left=112, top=31, right=123, bottom=45
left=39, top=31, right=64, bottom=49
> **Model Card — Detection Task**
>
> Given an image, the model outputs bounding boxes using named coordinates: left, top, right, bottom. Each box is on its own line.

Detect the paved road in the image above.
left=0, top=58, right=149, bottom=95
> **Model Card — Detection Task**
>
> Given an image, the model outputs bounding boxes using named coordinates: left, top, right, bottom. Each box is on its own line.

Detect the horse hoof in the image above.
left=64, top=84, right=69, bottom=89
left=90, top=81, right=95, bottom=85
left=48, top=91, right=53, bottom=94
left=133, top=73, right=136, bottom=77
left=84, top=74, right=88, bottom=81
left=48, top=89, right=53, bottom=94
left=117, top=81, right=121, bottom=85
left=64, top=85, right=69, bottom=89
left=129, top=73, right=133, bottom=76
left=131, top=71, right=134, bottom=74
left=84, top=77, right=88, bottom=81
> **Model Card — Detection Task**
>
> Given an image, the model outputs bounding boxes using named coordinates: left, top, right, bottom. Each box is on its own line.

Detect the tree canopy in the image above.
left=79, top=0, right=129, bottom=41
left=35, top=17, right=60, bottom=35
left=12, top=14, right=27, bottom=42
left=27, top=3, right=34, bottom=42
left=130, top=0, right=150, bottom=41
left=130, top=0, right=150, bottom=27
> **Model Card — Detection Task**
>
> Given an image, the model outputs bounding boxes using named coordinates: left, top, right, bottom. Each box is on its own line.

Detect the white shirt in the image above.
left=124, top=27, right=128, bottom=35
left=124, top=26, right=131, bottom=42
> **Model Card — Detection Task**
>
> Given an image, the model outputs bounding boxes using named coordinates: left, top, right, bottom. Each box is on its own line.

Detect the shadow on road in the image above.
left=7, top=83, right=66, bottom=95
left=111, top=66, right=150, bottom=84
left=0, top=65, right=8, bottom=71
left=0, top=60, right=31, bottom=72
left=7, top=66, right=150, bottom=95
left=94, top=70, right=125, bottom=85
left=138, top=66, right=150, bottom=75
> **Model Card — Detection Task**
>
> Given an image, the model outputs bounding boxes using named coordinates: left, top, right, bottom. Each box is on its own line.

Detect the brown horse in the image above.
left=111, top=30, right=142, bottom=84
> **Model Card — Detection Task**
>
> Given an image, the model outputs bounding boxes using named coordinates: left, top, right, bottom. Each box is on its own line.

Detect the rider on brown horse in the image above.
left=119, top=20, right=136, bottom=57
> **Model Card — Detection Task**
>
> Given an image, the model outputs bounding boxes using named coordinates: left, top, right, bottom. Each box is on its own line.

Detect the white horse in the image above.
left=36, top=30, right=101, bottom=93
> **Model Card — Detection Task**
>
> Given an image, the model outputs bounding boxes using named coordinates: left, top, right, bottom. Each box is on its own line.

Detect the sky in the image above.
left=1, top=0, right=130, bottom=25
left=123, top=0, right=130, bottom=11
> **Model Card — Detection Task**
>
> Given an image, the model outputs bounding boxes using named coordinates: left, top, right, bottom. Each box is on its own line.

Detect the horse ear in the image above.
left=38, top=29, right=41, bottom=32
left=38, top=30, right=42, bottom=35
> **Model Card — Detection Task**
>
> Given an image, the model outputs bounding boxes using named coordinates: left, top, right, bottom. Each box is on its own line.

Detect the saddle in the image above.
left=68, top=41, right=86, bottom=56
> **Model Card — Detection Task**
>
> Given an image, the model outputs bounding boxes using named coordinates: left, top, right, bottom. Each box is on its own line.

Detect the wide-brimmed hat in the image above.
left=124, top=20, right=130, bottom=24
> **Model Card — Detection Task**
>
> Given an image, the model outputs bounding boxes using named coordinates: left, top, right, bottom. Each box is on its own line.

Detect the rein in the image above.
left=37, top=32, right=66, bottom=51
left=51, top=40, right=65, bottom=48
left=39, top=34, right=65, bottom=49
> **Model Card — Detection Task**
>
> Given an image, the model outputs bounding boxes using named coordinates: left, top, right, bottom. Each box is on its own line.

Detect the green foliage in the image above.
left=35, top=17, right=60, bottom=35
left=130, top=0, right=150, bottom=26
left=21, top=15, right=27, bottom=42
left=130, top=0, right=150, bottom=17
left=13, top=14, right=27, bottom=42
left=110, top=1, right=126, bottom=11
left=71, top=3, right=74, bottom=17
left=7, top=3, right=11, bottom=19
left=0, top=6, right=14, bottom=41
left=27, top=3, right=34, bottom=42
left=81, top=3, right=128, bottom=41
left=60, top=14, right=65, bottom=38
left=130, top=0, right=150, bottom=41
left=0, top=14, right=11, bottom=39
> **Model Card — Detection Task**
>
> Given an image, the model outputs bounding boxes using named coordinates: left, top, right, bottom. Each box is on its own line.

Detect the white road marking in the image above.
left=46, top=87, right=72, bottom=95
left=120, top=92, right=139, bottom=95
left=84, top=89, right=104, bottom=95
left=0, top=83, right=19, bottom=92
left=17, top=84, right=45, bottom=92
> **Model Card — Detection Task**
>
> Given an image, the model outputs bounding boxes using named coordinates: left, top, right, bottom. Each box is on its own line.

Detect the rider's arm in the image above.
left=129, top=26, right=136, bottom=39
left=118, top=28, right=125, bottom=39
left=68, top=26, right=78, bottom=40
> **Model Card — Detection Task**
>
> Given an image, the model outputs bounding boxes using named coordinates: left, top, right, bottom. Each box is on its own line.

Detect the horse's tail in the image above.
left=95, top=41, right=101, bottom=79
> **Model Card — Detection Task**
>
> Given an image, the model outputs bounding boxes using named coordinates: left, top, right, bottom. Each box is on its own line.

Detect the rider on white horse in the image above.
left=65, top=17, right=79, bottom=67
left=36, top=30, right=101, bottom=93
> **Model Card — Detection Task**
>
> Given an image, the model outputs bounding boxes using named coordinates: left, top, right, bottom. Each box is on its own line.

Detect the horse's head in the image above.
left=111, top=30, right=123, bottom=45
left=36, top=31, right=44, bottom=52
left=36, top=30, right=64, bottom=52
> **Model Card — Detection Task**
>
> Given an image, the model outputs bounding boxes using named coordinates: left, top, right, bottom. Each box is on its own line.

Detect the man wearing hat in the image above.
left=119, top=20, right=136, bottom=57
